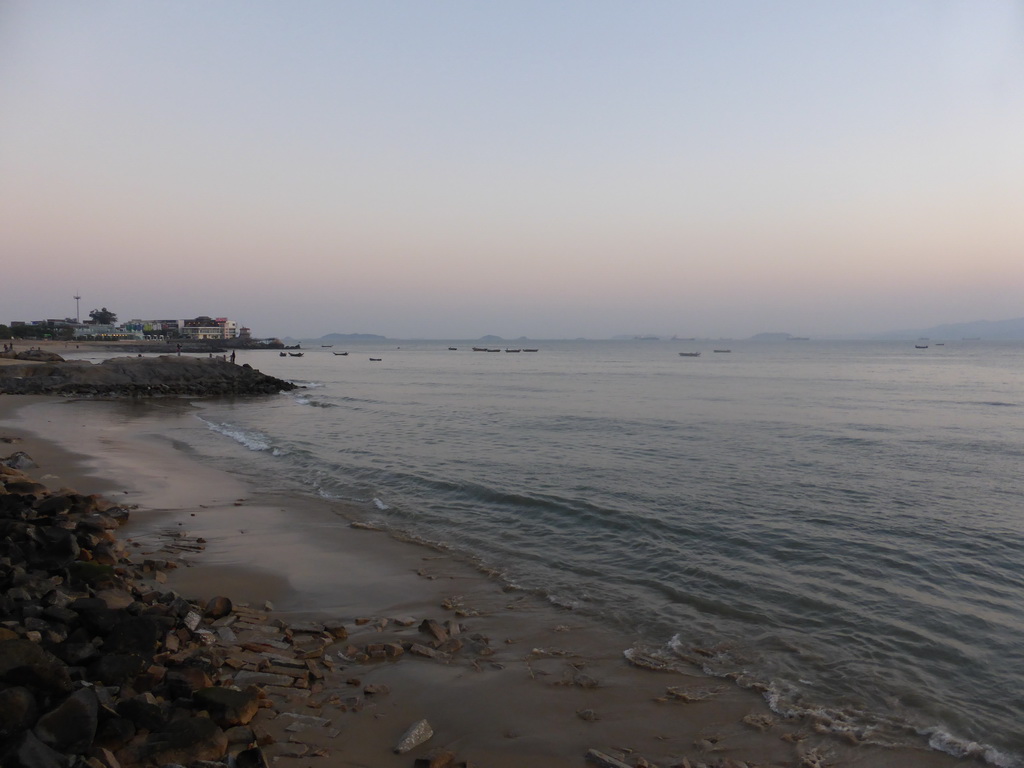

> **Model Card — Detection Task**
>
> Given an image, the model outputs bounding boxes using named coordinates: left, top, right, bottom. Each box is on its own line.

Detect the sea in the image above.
left=70, top=339, right=1024, bottom=765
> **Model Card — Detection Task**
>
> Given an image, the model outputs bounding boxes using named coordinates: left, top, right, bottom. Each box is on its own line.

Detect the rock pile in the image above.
left=0, top=452, right=287, bottom=768
left=0, top=356, right=295, bottom=397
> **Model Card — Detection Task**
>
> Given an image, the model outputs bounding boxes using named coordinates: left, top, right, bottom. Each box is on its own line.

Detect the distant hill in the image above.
left=874, top=317, right=1024, bottom=341
left=317, top=333, right=387, bottom=342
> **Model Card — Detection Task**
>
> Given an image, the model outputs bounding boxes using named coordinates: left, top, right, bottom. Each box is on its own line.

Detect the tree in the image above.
left=88, top=307, right=117, bottom=325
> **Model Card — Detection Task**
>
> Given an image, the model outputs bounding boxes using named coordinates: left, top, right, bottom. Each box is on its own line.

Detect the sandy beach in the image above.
left=0, top=386, right=966, bottom=768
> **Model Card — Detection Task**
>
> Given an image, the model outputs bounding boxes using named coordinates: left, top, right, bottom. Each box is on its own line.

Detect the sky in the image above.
left=2, top=1, right=1023, bottom=340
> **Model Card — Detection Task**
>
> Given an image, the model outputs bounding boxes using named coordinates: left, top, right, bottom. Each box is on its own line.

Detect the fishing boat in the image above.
left=713, top=349, right=731, bottom=353
left=678, top=351, right=701, bottom=357
left=505, top=348, right=521, bottom=353
left=915, top=345, right=928, bottom=349
left=288, top=352, right=304, bottom=357
left=333, top=351, right=348, bottom=356
left=321, top=345, right=332, bottom=348
left=369, top=357, right=382, bottom=361
left=523, top=348, right=539, bottom=352
left=472, top=347, right=487, bottom=352
left=448, top=347, right=458, bottom=351
left=279, top=352, right=286, bottom=357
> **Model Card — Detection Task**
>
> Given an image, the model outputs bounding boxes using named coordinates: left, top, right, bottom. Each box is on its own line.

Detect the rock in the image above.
left=3, top=729, right=68, bottom=768
left=33, top=687, right=99, bottom=754
left=132, top=716, right=228, bottom=766
left=193, top=686, right=261, bottom=727
left=0, top=639, right=73, bottom=693
left=235, top=746, right=271, bottom=768
left=87, top=653, right=146, bottom=686
left=419, top=619, right=448, bottom=643
left=414, top=749, right=457, bottom=768
left=0, top=686, right=39, bottom=740
left=203, top=596, right=232, bottom=619
left=2, top=451, right=37, bottom=470
left=585, top=749, right=633, bottom=768
left=103, top=615, right=162, bottom=654
left=115, top=693, right=166, bottom=731
left=165, top=665, right=214, bottom=697
left=394, top=718, right=434, bottom=754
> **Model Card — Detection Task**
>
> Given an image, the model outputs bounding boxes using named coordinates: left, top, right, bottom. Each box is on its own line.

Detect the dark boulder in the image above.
left=32, top=686, right=99, bottom=754
left=0, top=686, right=39, bottom=739
left=0, top=640, right=73, bottom=694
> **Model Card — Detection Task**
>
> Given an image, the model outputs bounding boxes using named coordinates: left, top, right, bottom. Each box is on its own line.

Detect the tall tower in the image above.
left=73, top=292, right=81, bottom=323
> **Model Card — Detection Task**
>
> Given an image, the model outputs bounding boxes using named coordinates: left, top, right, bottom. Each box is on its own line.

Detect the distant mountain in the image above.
left=874, top=317, right=1024, bottom=341
left=318, top=333, right=387, bottom=342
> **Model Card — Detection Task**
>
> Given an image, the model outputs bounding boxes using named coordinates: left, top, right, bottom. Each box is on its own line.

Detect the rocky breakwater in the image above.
left=0, top=356, right=295, bottom=397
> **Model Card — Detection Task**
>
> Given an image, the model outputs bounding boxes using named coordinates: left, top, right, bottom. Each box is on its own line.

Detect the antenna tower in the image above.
left=73, top=292, right=81, bottom=323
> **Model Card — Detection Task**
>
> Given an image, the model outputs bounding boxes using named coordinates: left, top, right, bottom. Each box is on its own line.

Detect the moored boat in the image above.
left=678, top=351, right=701, bottom=357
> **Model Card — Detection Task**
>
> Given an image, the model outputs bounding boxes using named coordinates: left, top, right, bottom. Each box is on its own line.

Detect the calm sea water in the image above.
left=88, top=339, right=1024, bottom=764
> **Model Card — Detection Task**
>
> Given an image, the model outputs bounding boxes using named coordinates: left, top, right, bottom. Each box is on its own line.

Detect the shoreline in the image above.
left=0, top=395, right=967, bottom=767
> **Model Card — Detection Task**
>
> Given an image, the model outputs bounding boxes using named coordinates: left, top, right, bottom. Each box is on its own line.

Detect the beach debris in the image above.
left=577, top=708, right=600, bottom=721
left=799, top=747, right=832, bottom=767
left=394, top=718, right=434, bottom=753
left=1, top=450, right=37, bottom=469
left=585, top=748, right=633, bottom=768
left=623, top=647, right=679, bottom=672
left=742, top=713, right=775, bottom=731
left=661, top=685, right=720, bottom=703
left=413, top=748, right=457, bottom=767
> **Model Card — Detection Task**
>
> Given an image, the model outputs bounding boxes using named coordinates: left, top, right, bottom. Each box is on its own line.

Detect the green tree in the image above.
left=88, top=307, right=117, bottom=324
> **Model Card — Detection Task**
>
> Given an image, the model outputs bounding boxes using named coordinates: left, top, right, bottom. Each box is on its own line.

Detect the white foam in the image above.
left=926, top=729, right=1019, bottom=767
left=372, top=497, right=389, bottom=510
left=200, top=417, right=272, bottom=453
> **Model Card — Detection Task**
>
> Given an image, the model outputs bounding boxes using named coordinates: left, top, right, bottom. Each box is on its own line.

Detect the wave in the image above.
left=197, top=416, right=286, bottom=456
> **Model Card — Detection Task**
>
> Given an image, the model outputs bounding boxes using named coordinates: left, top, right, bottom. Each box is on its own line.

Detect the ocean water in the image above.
left=91, top=340, right=1024, bottom=764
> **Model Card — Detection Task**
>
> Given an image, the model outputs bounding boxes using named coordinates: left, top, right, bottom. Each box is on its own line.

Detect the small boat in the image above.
left=321, top=345, right=332, bottom=348
left=279, top=352, right=287, bottom=357
left=448, top=347, right=458, bottom=351
left=505, top=348, right=521, bottom=353
left=487, top=348, right=501, bottom=352
left=472, top=347, right=487, bottom=352
left=915, top=345, right=928, bottom=349
left=678, top=351, right=701, bottom=357
left=288, top=352, right=304, bottom=357
left=713, top=349, right=731, bottom=353
left=369, top=357, right=382, bottom=361
left=523, top=348, right=539, bottom=352
left=333, top=351, right=348, bottom=356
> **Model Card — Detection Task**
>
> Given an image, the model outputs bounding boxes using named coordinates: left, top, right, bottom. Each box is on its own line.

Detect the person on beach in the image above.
left=230, top=350, right=236, bottom=364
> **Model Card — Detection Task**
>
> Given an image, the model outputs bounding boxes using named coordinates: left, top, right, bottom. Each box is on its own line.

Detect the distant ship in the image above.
left=634, top=335, right=660, bottom=341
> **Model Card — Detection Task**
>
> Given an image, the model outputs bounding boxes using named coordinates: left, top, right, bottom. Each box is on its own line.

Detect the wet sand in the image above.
left=0, top=393, right=966, bottom=768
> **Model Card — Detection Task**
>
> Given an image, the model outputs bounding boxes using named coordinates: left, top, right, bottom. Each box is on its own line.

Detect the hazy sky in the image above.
left=2, top=2, right=1022, bottom=339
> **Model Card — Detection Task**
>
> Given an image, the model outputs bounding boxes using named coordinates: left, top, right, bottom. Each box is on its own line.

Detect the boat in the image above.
left=915, top=345, right=928, bottom=349
left=487, top=348, right=501, bottom=352
left=332, top=351, right=348, bottom=356
left=369, top=357, right=382, bottom=361
left=288, top=352, right=304, bottom=357
left=448, top=347, right=458, bottom=351
left=523, top=348, right=538, bottom=352
left=505, top=348, right=521, bottom=353
left=279, top=352, right=287, bottom=357
left=472, top=347, right=487, bottom=352
left=678, top=351, right=701, bottom=357
left=321, top=345, right=332, bottom=348
left=713, top=349, right=731, bottom=353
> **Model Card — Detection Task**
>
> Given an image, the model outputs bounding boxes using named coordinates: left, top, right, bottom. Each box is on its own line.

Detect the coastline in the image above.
left=0, top=394, right=967, bottom=768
